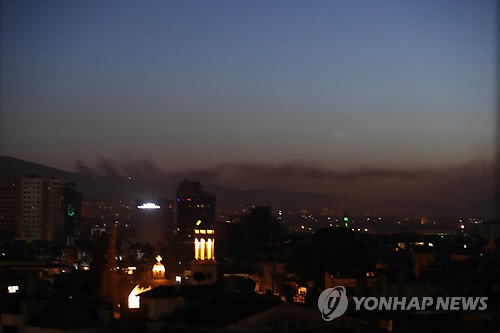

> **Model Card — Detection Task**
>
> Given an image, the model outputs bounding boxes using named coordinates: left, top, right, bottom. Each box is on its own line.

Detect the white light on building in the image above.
left=8, top=286, right=19, bottom=294
left=137, top=203, right=161, bottom=209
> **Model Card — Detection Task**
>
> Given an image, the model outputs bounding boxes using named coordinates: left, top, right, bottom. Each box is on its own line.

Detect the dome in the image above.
left=152, top=255, right=165, bottom=279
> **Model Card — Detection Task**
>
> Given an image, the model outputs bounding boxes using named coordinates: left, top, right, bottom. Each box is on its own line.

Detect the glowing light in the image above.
left=195, top=237, right=215, bottom=261
left=196, top=220, right=202, bottom=226
left=66, top=204, right=75, bottom=217
left=126, top=266, right=136, bottom=275
left=207, top=229, right=214, bottom=234
left=176, top=276, right=181, bottom=284
left=201, top=238, right=205, bottom=260
left=428, top=243, right=434, bottom=247
left=8, top=286, right=19, bottom=294
left=207, top=238, right=212, bottom=260
left=128, top=285, right=152, bottom=309
left=460, top=225, right=465, bottom=229
left=152, top=255, right=165, bottom=278
left=212, top=239, right=215, bottom=260
left=137, top=203, right=161, bottom=209
left=195, top=238, right=200, bottom=260
left=344, top=217, right=348, bottom=222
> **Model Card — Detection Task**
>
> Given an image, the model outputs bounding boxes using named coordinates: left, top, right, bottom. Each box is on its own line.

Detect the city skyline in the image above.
left=0, top=2, right=498, bottom=331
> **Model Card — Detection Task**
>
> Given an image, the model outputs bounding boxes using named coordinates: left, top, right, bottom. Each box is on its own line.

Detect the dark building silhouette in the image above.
left=0, top=178, right=19, bottom=239
left=164, top=199, right=175, bottom=243
left=62, top=183, right=82, bottom=246
left=135, top=199, right=174, bottom=244
left=175, top=181, right=216, bottom=242
left=220, top=206, right=280, bottom=261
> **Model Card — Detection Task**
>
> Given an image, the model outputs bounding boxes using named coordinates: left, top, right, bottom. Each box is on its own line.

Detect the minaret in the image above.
left=101, top=225, right=119, bottom=314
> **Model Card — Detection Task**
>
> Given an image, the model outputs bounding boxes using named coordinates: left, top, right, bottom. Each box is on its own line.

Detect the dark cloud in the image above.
left=119, top=158, right=168, bottom=181
left=75, top=160, right=95, bottom=176
left=188, top=162, right=439, bottom=181
left=96, top=158, right=121, bottom=177
left=75, top=158, right=495, bottom=197
left=74, top=158, right=496, bottom=216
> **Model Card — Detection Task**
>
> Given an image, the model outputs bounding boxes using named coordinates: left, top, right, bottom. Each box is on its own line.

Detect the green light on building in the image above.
left=67, top=204, right=75, bottom=217
left=343, top=217, right=348, bottom=222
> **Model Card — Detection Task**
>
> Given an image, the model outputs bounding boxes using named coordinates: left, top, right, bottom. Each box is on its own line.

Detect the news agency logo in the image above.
left=317, top=286, right=349, bottom=321
left=318, top=286, right=488, bottom=321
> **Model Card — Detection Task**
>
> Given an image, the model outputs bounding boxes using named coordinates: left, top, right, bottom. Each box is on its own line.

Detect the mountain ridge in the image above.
left=0, top=156, right=490, bottom=217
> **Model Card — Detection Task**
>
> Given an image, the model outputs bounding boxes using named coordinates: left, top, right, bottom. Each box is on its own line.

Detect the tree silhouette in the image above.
left=193, top=272, right=206, bottom=285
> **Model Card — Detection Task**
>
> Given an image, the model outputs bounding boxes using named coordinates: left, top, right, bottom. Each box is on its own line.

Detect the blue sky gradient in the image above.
left=1, top=0, right=497, bottom=172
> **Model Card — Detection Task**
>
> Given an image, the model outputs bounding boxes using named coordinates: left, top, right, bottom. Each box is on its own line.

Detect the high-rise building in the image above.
left=221, top=206, right=280, bottom=256
left=18, top=176, right=63, bottom=241
left=0, top=178, right=20, bottom=239
left=135, top=199, right=174, bottom=244
left=175, top=181, right=215, bottom=241
left=164, top=199, right=175, bottom=243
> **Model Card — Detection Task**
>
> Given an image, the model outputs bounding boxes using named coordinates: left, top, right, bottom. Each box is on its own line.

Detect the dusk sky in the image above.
left=1, top=0, right=497, bottom=202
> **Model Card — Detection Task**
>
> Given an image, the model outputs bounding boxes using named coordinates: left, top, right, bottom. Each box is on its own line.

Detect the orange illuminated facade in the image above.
left=194, top=228, right=215, bottom=261
left=128, top=285, right=152, bottom=309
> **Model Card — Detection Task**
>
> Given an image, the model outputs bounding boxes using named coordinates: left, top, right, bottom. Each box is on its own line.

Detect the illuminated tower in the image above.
left=193, top=220, right=215, bottom=261
left=190, top=220, right=219, bottom=285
